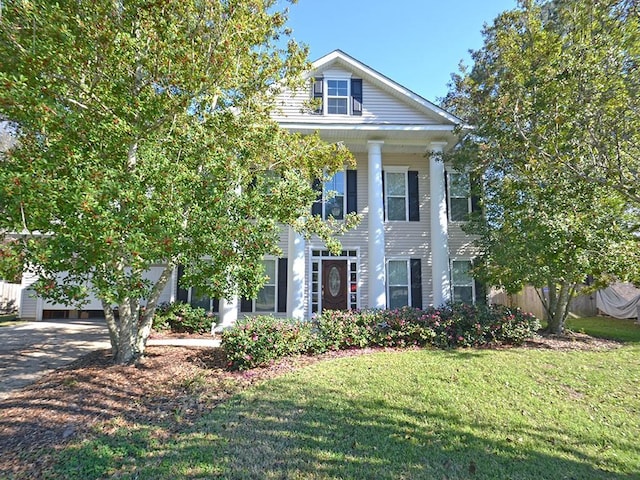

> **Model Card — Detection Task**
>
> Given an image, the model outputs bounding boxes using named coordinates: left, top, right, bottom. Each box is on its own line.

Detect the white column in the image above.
left=216, top=296, right=238, bottom=331
left=368, top=140, right=386, bottom=309
left=430, top=141, right=451, bottom=306
left=287, top=226, right=306, bottom=319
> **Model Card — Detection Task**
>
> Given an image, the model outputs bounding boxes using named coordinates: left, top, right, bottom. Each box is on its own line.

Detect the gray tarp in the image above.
left=596, top=283, right=640, bottom=319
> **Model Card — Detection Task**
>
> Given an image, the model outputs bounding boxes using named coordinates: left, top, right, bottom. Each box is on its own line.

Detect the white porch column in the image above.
left=217, top=296, right=238, bottom=331
left=430, top=141, right=451, bottom=306
left=287, top=226, right=306, bottom=319
left=368, top=140, right=386, bottom=309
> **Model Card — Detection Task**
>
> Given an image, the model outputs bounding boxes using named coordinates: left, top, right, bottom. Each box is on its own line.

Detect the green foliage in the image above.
left=221, top=316, right=317, bottom=370
left=442, top=0, right=640, bottom=332
left=0, top=0, right=355, bottom=363
left=152, top=302, right=214, bottom=334
left=222, top=305, right=541, bottom=370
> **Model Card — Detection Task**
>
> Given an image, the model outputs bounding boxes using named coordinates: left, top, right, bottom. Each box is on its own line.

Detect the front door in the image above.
left=322, top=260, right=348, bottom=310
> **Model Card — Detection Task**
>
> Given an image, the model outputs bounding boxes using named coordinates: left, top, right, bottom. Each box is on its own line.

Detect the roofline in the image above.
left=310, top=50, right=466, bottom=127
left=279, top=123, right=458, bottom=133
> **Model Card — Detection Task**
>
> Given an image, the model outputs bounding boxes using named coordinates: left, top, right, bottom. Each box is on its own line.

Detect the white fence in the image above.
left=0, top=280, right=21, bottom=314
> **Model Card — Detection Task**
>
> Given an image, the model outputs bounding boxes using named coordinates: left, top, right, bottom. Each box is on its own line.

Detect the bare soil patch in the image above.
left=0, top=332, right=621, bottom=478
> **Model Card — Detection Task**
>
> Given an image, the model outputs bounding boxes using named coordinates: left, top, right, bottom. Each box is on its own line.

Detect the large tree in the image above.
left=0, top=0, right=354, bottom=363
left=443, top=0, right=640, bottom=333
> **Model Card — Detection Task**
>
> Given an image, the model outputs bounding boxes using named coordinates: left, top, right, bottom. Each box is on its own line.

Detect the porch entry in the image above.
left=310, top=249, right=358, bottom=313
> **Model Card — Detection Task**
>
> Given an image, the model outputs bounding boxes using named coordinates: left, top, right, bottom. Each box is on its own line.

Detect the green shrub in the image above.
left=152, top=302, right=215, bottom=334
left=221, top=304, right=540, bottom=370
left=313, top=309, right=372, bottom=350
left=221, top=316, right=316, bottom=370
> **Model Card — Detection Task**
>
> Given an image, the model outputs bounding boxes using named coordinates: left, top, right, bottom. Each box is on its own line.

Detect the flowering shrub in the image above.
left=313, top=309, right=372, bottom=350
left=152, top=302, right=215, bottom=334
left=221, top=316, right=316, bottom=370
left=221, top=304, right=540, bottom=370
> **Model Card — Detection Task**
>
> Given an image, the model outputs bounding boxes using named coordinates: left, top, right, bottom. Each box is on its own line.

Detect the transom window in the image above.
left=451, top=260, right=474, bottom=304
left=387, top=260, right=410, bottom=309
left=385, top=171, right=408, bottom=221
left=449, top=172, right=471, bottom=221
left=327, top=79, right=349, bottom=114
left=323, top=171, right=345, bottom=220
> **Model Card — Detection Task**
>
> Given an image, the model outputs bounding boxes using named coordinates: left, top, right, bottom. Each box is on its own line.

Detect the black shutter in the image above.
left=408, top=171, right=420, bottom=221
left=277, top=258, right=288, bottom=313
left=313, top=77, right=323, bottom=114
left=346, top=170, right=357, bottom=214
left=351, top=78, right=363, bottom=116
left=240, top=297, right=252, bottom=313
left=410, top=259, right=423, bottom=309
left=311, top=178, right=322, bottom=216
left=381, top=170, right=386, bottom=221
left=212, top=298, right=220, bottom=313
left=176, top=265, right=188, bottom=303
left=474, top=279, right=487, bottom=305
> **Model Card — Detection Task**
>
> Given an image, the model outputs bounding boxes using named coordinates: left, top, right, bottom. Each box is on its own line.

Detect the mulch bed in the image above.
left=0, top=332, right=622, bottom=478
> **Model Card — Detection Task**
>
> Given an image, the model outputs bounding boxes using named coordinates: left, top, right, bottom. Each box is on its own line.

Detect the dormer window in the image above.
left=313, top=77, right=363, bottom=116
left=327, top=80, right=349, bottom=114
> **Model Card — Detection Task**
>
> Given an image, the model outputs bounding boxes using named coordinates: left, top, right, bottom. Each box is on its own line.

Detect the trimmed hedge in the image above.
left=221, top=304, right=540, bottom=370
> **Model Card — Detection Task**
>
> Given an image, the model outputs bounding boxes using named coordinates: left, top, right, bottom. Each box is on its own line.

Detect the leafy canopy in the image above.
left=0, top=0, right=355, bottom=361
left=442, top=0, right=640, bottom=329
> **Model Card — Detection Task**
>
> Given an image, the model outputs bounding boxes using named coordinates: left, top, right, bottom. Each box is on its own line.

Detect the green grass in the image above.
left=49, top=344, right=640, bottom=479
left=567, top=316, right=640, bottom=343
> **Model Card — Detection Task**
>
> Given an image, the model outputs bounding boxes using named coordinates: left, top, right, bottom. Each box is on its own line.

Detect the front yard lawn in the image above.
left=51, top=344, right=640, bottom=479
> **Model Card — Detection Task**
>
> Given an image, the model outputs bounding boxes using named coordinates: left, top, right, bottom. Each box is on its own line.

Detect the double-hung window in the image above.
left=313, top=77, right=363, bottom=116
left=385, top=170, right=408, bottom=221
left=451, top=260, right=474, bottom=304
left=387, top=260, right=410, bottom=309
left=254, top=259, right=277, bottom=312
left=449, top=172, right=472, bottom=221
left=327, top=80, right=349, bottom=114
left=323, top=171, right=346, bottom=220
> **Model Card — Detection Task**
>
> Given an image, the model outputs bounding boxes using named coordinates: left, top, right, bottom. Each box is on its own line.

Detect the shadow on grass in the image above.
left=52, top=374, right=639, bottom=480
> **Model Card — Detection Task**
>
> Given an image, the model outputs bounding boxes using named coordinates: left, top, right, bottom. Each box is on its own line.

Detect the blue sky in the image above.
left=282, top=0, right=518, bottom=102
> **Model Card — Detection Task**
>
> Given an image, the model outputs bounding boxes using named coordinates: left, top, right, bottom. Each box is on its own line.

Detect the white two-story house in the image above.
left=19, top=50, right=481, bottom=324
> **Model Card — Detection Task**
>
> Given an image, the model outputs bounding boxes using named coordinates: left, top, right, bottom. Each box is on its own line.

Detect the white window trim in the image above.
left=321, top=72, right=352, bottom=116
left=308, top=248, right=360, bottom=314
left=384, top=166, right=409, bottom=222
left=322, top=170, right=347, bottom=220
left=253, top=257, right=278, bottom=313
left=447, top=171, right=472, bottom=223
left=386, top=258, right=411, bottom=309
left=450, top=258, right=475, bottom=304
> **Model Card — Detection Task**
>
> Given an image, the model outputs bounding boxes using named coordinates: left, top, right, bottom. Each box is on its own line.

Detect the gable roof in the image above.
left=309, top=50, right=465, bottom=127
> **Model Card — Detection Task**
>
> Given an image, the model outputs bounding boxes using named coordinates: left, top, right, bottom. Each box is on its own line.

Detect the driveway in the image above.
left=0, top=318, right=110, bottom=400
left=0, top=318, right=221, bottom=400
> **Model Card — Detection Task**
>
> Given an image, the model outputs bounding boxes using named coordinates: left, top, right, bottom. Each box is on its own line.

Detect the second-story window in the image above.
left=323, top=171, right=346, bottom=220
left=449, top=172, right=472, bottom=221
left=385, top=171, right=408, bottom=221
left=327, top=80, right=349, bottom=114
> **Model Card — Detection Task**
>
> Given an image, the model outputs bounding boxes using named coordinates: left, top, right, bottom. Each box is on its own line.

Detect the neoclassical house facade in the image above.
left=18, top=50, right=481, bottom=324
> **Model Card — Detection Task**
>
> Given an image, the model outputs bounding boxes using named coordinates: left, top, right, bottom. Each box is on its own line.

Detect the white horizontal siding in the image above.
left=382, top=153, right=434, bottom=306
left=0, top=280, right=21, bottom=314
left=272, top=68, right=441, bottom=125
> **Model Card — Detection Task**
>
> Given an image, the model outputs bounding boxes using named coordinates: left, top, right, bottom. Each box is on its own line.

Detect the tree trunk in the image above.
left=540, top=281, right=575, bottom=334
left=102, top=265, right=175, bottom=364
